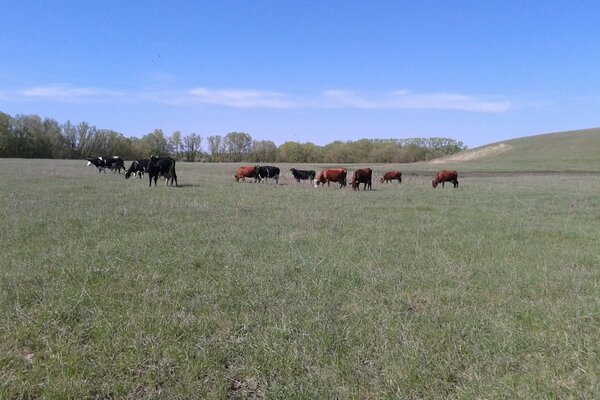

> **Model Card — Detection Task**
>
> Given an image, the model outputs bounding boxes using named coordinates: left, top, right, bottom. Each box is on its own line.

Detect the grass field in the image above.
left=2, top=158, right=600, bottom=398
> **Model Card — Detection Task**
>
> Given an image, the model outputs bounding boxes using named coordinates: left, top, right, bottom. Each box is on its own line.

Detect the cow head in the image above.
left=432, top=180, right=438, bottom=188
left=234, top=174, right=240, bottom=182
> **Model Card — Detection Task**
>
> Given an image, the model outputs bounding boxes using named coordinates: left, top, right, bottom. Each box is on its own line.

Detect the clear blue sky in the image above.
left=2, top=0, right=600, bottom=148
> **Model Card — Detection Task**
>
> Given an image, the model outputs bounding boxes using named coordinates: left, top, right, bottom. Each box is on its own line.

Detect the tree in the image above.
left=0, top=112, right=11, bottom=157
left=224, top=132, right=252, bottom=162
left=322, top=141, right=353, bottom=163
left=44, top=118, right=67, bottom=158
left=277, top=141, right=320, bottom=163
left=206, top=135, right=225, bottom=162
left=169, top=131, right=183, bottom=160
left=140, top=129, right=169, bottom=157
left=249, top=140, right=277, bottom=162
left=183, top=133, right=202, bottom=161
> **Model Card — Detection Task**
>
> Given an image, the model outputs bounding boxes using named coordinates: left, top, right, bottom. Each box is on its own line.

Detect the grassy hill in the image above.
left=424, top=128, right=600, bottom=173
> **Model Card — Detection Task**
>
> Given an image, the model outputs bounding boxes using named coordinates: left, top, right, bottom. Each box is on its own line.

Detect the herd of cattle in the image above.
left=86, top=156, right=459, bottom=189
left=235, top=165, right=459, bottom=189
left=86, top=156, right=178, bottom=187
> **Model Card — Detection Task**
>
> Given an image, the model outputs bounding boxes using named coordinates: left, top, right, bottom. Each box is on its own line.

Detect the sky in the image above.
left=1, top=0, right=600, bottom=148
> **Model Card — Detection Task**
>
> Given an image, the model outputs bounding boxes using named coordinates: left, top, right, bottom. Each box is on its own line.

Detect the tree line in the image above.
left=0, top=111, right=467, bottom=163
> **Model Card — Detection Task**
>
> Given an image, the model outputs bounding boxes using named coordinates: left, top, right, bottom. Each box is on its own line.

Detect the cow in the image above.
left=106, top=156, right=125, bottom=174
left=432, top=170, right=459, bottom=188
left=351, top=168, right=373, bottom=191
left=290, top=168, right=316, bottom=183
left=234, top=166, right=258, bottom=182
left=380, top=171, right=402, bottom=184
left=125, top=159, right=149, bottom=179
left=314, top=168, right=347, bottom=188
left=256, top=166, right=280, bottom=184
left=147, top=156, right=177, bottom=187
left=86, top=157, right=107, bottom=173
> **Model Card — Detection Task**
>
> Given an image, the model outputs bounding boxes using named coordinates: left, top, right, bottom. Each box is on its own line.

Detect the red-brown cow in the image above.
left=314, top=168, right=347, bottom=188
left=351, top=168, right=372, bottom=191
left=432, top=170, right=459, bottom=188
left=380, top=171, right=402, bottom=184
left=234, top=166, right=258, bottom=182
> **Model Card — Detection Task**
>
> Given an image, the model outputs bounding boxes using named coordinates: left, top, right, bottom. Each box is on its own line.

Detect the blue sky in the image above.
left=1, top=1, right=600, bottom=148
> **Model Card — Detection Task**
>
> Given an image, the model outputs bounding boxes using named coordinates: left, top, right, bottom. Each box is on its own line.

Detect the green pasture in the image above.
left=1, top=159, right=600, bottom=398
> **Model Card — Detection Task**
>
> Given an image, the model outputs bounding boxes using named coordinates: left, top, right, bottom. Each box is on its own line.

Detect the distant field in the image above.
left=2, top=159, right=600, bottom=398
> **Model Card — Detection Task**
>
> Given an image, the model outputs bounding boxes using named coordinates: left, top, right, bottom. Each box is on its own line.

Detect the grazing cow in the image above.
left=234, top=166, right=258, bottom=182
left=290, top=168, right=316, bottom=183
left=380, top=171, right=402, bottom=184
left=125, top=159, right=149, bottom=179
left=147, top=156, right=177, bottom=187
left=106, top=156, right=125, bottom=174
left=351, top=168, right=373, bottom=191
left=256, top=166, right=280, bottom=184
left=314, top=168, right=347, bottom=188
left=432, top=170, right=459, bottom=188
left=86, top=157, right=107, bottom=173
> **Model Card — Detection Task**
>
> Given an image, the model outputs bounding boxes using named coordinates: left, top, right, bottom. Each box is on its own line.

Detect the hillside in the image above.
left=426, top=128, right=600, bottom=172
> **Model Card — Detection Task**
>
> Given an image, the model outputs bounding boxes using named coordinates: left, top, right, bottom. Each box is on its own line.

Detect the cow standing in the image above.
left=351, top=168, right=372, bottom=191
left=380, top=171, right=402, bottom=184
left=290, top=168, right=316, bottom=183
left=432, top=170, right=459, bottom=188
left=107, top=156, right=126, bottom=174
left=256, top=166, right=280, bottom=184
left=125, top=159, right=149, bottom=179
left=147, top=156, right=177, bottom=187
left=234, top=166, right=258, bottom=182
left=86, top=157, right=107, bottom=173
left=314, top=168, right=347, bottom=188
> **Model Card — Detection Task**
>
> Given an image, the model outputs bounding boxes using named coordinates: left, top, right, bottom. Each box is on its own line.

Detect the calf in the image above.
left=290, top=168, right=316, bottom=182
left=147, top=156, right=178, bottom=187
left=380, top=171, right=402, bottom=184
left=125, top=159, right=149, bottom=179
left=314, top=168, right=347, bottom=188
left=351, top=168, right=372, bottom=191
left=432, top=170, right=458, bottom=188
left=256, top=166, right=280, bottom=184
left=234, top=166, right=258, bottom=182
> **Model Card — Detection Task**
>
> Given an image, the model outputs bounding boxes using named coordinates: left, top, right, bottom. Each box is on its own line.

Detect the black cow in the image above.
left=147, top=156, right=177, bottom=187
left=86, top=157, right=107, bottom=173
left=290, top=168, right=316, bottom=183
left=256, top=166, right=280, bottom=184
left=106, top=156, right=125, bottom=174
left=125, top=159, right=149, bottom=179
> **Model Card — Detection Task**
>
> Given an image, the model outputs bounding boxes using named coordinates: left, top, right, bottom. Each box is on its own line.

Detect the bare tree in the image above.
left=206, top=134, right=224, bottom=162
left=183, top=133, right=202, bottom=161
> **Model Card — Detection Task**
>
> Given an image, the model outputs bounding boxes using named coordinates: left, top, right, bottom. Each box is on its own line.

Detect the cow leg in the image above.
left=275, top=175, right=279, bottom=184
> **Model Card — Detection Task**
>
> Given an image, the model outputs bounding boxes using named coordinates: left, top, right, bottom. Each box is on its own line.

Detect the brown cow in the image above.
left=314, top=168, right=347, bottom=188
left=234, top=166, right=258, bottom=182
left=432, top=170, right=459, bottom=188
left=380, top=171, right=402, bottom=184
left=351, top=168, right=372, bottom=191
